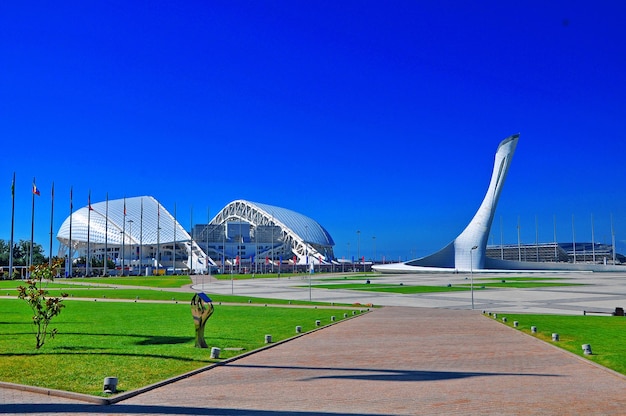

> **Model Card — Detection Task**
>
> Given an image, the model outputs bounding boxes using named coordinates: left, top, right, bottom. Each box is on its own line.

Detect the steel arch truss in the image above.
left=211, top=200, right=328, bottom=264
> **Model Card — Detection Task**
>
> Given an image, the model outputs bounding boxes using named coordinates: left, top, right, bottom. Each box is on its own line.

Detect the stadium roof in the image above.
left=249, top=201, right=334, bottom=247
left=56, top=195, right=190, bottom=247
left=211, top=200, right=335, bottom=263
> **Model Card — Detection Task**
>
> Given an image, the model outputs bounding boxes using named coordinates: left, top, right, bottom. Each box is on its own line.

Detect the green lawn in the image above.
left=0, top=279, right=348, bottom=306
left=0, top=298, right=361, bottom=396
left=490, top=312, right=626, bottom=376
left=309, top=283, right=470, bottom=293
left=309, top=278, right=582, bottom=293
left=460, top=281, right=582, bottom=289
left=476, top=276, right=566, bottom=281
left=71, top=275, right=194, bottom=288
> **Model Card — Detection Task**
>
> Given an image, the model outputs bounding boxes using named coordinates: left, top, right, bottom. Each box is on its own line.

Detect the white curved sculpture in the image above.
left=373, top=134, right=519, bottom=273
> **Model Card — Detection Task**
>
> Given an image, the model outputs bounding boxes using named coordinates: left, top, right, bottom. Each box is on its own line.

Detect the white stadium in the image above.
left=56, top=197, right=335, bottom=276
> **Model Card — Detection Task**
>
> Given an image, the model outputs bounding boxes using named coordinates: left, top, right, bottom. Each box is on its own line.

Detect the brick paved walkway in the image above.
left=2, top=306, right=626, bottom=415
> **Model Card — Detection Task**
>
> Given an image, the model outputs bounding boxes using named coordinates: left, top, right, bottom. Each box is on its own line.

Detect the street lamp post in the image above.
left=470, top=245, right=478, bottom=309
left=356, top=230, right=361, bottom=272
left=127, top=219, right=133, bottom=276
left=157, top=226, right=161, bottom=276
left=372, top=236, right=376, bottom=265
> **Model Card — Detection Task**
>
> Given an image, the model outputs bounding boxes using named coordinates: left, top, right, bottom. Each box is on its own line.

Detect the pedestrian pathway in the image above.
left=3, top=306, right=625, bottom=415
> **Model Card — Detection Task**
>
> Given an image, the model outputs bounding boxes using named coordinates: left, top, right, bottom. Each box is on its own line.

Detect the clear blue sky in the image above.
left=1, top=1, right=625, bottom=262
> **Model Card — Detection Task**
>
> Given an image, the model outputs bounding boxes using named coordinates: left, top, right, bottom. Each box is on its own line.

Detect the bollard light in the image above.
left=513, top=321, right=519, bottom=328
left=531, top=326, right=537, bottom=333
left=103, top=377, right=118, bottom=394
left=296, top=326, right=302, bottom=333
left=582, top=344, right=592, bottom=355
left=265, top=334, right=272, bottom=343
left=210, top=347, right=221, bottom=359
left=552, top=333, right=559, bottom=342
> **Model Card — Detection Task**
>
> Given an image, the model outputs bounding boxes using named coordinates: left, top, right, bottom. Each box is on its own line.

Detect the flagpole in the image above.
left=122, top=197, right=126, bottom=276
left=157, top=202, right=160, bottom=275
left=49, top=182, right=54, bottom=268
left=173, top=203, right=176, bottom=275
left=69, top=186, right=73, bottom=278
left=29, top=177, right=37, bottom=278
left=190, top=206, right=193, bottom=274
left=210, top=207, right=211, bottom=276
left=87, top=190, right=91, bottom=277
left=9, top=173, right=15, bottom=279
left=104, top=193, right=109, bottom=276
left=140, top=197, right=143, bottom=276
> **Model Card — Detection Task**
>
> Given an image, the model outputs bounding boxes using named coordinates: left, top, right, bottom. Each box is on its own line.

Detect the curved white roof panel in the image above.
left=56, top=196, right=190, bottom=245
left=246, top=201, right=334, bottom=247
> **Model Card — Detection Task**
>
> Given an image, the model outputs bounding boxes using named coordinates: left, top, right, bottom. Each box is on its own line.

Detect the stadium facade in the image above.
left=192, top=200, right=335, bottom=272
left=56, top=197, right=334, bottom=275
left=373, top=134, right=625, bottom=273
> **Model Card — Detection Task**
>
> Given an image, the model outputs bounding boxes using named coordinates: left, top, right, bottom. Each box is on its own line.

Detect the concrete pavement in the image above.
left=2, top=271, right=626, bottom=415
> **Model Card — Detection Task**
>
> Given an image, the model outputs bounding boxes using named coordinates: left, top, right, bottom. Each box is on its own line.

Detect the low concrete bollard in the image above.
left=103, top=377, right=118, bottom=394
left=552, top=333, right=559, bottom=341
left=493, top=313, right=497, bottom=319
left=331, top=316, right=336, bottom=321
left=344, top=313, right=348, bottom=318
left=210, top=347, right=221, bottom=359
left=513, top=321, right=519, bottom=327
left=531, top=326, right=537, bottom=333
left=502, top=317, right=507, bottom=323
left=315, top=320, right=321, bottom=326
left=265, top=334, right=272, bottom=343
left=295, top=326, right=302, bottom=333
left=582, top=344, right=592, bottom=355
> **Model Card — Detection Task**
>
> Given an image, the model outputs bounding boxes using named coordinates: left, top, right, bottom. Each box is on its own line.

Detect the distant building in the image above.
left=374, top=134, right=626, bottom=273
left=56, top=196, right=211, bottom=276
left=486, top=243, right=624, bottom=264
left=192, top=199, right=335, bottom=272
left=56, top=197, right=335, bottom=275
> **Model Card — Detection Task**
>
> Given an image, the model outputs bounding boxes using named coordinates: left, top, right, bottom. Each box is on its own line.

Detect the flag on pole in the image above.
left=123, top=197, right=127, bottom=216
left=87, top=190, right=91, bottom=276
left=9, top=173, right=16, bottom=277
left=68, top=186, right=73, bottom=277
left=32, top=182, right=40, bottom=196
left=49, top=182, right=54, bottom=268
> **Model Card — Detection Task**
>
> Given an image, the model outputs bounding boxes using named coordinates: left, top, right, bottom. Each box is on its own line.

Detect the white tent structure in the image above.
left=207, top=200, right=335, bottom=266
left=56, top=196, right=214, bottom=276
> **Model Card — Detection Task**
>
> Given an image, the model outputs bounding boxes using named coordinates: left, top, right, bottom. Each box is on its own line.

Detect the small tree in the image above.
left=17, top=259, right=68, bottom=349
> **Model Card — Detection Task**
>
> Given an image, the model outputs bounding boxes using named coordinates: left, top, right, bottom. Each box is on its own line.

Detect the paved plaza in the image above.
left=2, top=271, right=626, bottom=415
left=194, top=271, right=626, bottom=315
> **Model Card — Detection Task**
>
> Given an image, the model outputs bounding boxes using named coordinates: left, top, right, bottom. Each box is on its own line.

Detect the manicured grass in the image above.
left=0, top=298, right=362, bottom=396
left=489, top=312, right=626, bottom=376
left=459, top=281, right=582, bottom=289
left=310, top=279, right=582, bottom=293
left=317, top=275, right=381, bottom=282
left=72, top=275, right=194, bottom=288
left=0, top=279, right=346, bottom=306
left=476, top=276, right=566, bottom=281
left=309, top=283, right=470, bottom=293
